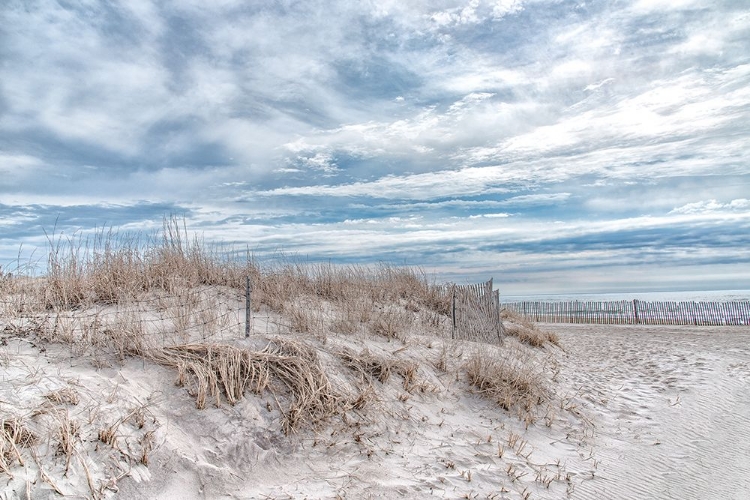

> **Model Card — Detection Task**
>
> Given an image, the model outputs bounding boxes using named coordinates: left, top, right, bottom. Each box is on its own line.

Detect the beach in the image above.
left=551, top=324, right=750, bottom=500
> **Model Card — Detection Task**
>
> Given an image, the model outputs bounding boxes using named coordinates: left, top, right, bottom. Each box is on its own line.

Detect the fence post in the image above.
left=632, top=299, right=639, bottom=325
left=494, top=289, right=504, bottom=339
left=245, top=276, right=252, bottom=338
left=451, top=285, right=456, bottom=340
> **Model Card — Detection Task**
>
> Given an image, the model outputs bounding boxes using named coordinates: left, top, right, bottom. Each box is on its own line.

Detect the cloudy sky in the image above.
left=1, top=0, right=749, bottom=295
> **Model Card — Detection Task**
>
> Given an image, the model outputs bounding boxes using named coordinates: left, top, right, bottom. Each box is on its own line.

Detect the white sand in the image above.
left=2, top=322, right=749, bottom=499
left=551, top=324, right=750, bottom=500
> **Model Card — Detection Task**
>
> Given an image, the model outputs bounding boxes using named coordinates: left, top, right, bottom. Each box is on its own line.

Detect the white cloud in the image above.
left=429, top=0, right=524, bottom=28
left=430, top=0, right=482, bottom=27
left=469, top=213, right=510, bottom=218
left=631, top=0, right=701, bottom=14
left=442, top=67, right=530, bottom=93
left=669, top=199, right=750, bottom=215
left=295, top=152, right=340, bottom=174
left=256, top=164, right=517, bottom=200
left=549, top=59, right=592, bottom=81
left=501, top=193, right=571, bottom=205
left=0, top=153, right=43, bottom=170
left=584, top=78, right=615, bottom=92
left=491, top=0, right=524, bottom=19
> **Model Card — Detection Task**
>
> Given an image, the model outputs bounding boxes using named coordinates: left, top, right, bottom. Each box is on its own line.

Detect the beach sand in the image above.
left=2, top=321, right=749, bottom=499
left=551, top=324, right=750, bottom=500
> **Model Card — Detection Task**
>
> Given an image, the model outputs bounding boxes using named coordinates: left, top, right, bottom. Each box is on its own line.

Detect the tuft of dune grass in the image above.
left=0, top=417, right=36, bottom=476
left=339, top=348, right=418, bottom=390
left=465, top=344, right=547, bottom=416
left=150, top=339, right=342, bottom=434
left=501, top=309, right=559, bottom=347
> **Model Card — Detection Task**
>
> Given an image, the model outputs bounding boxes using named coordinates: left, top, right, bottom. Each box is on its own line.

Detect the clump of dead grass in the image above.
left=53, top=409, right=79, bottom=474
left=501, top=309, right=559, bottom=347
left=152, top=339, right=342, bottom=434
left=287, top=302, right=317, bottom=335
left=370, top=308, right=414, bottom=341
left=339, top=348, right=418, bottom=391
left=255, top=260, right=449, bottom=328
left=97, top=403, right=156, bottom=457
left=152, top=344, right=270, bottom=409
left=0, top=417, right=36, bottom=477
left=45, top=387, right=80, bottom=406
left=465, top=345, right=547, bottom=416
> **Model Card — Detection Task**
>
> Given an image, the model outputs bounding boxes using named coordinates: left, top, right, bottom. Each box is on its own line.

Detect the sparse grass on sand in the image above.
left=0, top=218, right=566, bottom=498
left=501, top=308, right=560, bottom=347
left=465, top=342, right=547, bottom=415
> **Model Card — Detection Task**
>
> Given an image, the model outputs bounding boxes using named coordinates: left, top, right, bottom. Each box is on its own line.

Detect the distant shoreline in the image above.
left=501, top=289, right=750, bottom=303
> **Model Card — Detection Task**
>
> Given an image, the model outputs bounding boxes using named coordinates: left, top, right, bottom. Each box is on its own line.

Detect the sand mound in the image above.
left=1, top=282, right=588, bottom=499
left=5, top=294, right=748, bottom=499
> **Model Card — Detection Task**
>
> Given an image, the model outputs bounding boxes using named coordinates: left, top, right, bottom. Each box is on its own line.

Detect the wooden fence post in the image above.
left=451, top=285, right=456, bottom=340
left=494, top=289, right=504, bottom=338
left=245, top=276, right=252, bottom=338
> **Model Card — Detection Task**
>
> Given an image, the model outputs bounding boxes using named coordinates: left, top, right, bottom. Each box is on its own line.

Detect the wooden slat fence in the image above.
left=437, top=279, right=505, bottom=344
left=503, top=300, right=750, bottom=326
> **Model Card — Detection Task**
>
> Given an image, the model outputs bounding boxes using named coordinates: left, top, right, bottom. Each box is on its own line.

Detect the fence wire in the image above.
left=0, top=285, right=248, bottom=357
left=1, top=280, right=458, bottom=366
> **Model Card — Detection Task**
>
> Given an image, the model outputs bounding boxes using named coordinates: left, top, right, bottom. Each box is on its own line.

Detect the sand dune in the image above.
left=2, top=310, right=749, bottom=499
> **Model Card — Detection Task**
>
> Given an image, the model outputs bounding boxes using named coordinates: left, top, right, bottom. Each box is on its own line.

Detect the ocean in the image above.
left=500, top=289, right=750, bottom=303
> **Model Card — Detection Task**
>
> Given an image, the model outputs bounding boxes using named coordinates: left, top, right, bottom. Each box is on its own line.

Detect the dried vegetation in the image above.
left=465, top=344, right=547, bottom=415
left=0, top=418, right=36, bottom=476
left=339, top=348, right=419, bottom=390
left=151, top=339, right=342, bottom=434
left=0, top=217, right=569, bottom=495
left=501, top=309, right=560, bottom=347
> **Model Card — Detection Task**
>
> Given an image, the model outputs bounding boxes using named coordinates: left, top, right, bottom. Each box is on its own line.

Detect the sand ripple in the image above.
left=554, top=325, right=750, bottom=500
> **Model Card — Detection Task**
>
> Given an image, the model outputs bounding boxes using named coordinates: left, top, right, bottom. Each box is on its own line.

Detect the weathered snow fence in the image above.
left=440, top=279, right=505, bottom=344
left=503, top=300, right=750, bottom=326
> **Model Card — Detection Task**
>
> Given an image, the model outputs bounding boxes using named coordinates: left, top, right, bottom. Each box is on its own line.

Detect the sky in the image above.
left=1, top=0, right=749, bottom=295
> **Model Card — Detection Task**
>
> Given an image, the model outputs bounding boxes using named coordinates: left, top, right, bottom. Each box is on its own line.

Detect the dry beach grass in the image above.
left=0, top=221, right=570, bottom=498
left=5, top=220, right=745, bottom=499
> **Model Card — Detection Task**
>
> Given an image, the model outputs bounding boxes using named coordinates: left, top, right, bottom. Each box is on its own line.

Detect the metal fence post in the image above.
left=245, top=276, right=252, bottom=338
